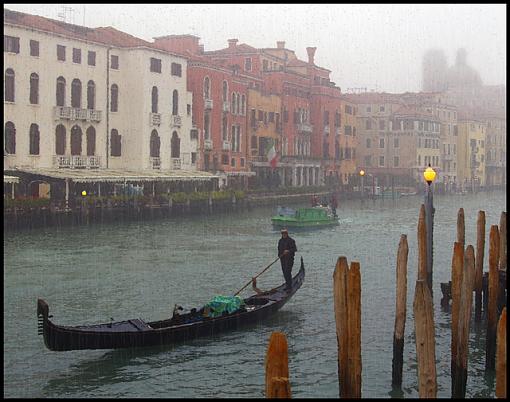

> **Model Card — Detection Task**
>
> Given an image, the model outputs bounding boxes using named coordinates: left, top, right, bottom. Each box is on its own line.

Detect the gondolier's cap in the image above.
left=280, top=228, right=288, bottom=233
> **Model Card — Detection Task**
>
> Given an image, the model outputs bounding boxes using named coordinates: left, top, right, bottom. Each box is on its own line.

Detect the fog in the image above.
left=4, top=3, right=506, bottom=93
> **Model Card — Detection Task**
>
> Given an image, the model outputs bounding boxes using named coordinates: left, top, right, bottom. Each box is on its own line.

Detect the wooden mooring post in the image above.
left=486, top=225, right=500, bottom=370
left=499, top=211, right=507, bottom=271
left=452, top=245, right=475, bottom=398
left=457, top=208, right=465, bottom=245
left=475, top=211, right=486, bottom=322
left=495, top=307, right=507, bottom=398
left=413, top=280, right=437, bottom=398
left=392, top=234, right=408, bottom=388
left=451, top=242, right=464, bottom=381
left=333, top=257, right=361, bottom=398
left=418, top=205, right=427, bottom=282
left=265, top=331, right=291, bottom=398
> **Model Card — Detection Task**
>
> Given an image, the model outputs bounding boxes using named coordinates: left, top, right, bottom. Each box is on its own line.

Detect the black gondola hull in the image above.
left=38, top=259, right=305, bottom=351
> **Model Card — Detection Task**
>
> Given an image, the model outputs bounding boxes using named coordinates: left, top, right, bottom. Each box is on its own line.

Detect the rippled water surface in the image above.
left=4, top=191, right=506, bottom=398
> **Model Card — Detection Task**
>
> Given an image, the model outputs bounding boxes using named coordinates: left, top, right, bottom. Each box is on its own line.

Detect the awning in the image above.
left=4, top=175, right=20, bottom=184
left=12, top=168, right=220, bottom=183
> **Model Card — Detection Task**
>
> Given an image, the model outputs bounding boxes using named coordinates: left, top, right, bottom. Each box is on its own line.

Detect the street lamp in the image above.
left=423, top=163, right=436, bottom=291
left=359, top=169, right=365, bottom=199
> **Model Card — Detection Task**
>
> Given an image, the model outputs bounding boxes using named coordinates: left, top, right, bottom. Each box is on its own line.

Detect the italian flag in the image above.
left=267, top=142, right=278, bottom=169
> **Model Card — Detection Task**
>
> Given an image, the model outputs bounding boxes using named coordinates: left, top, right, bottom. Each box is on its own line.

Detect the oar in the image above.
left=233, top=254, right=284, bottom=296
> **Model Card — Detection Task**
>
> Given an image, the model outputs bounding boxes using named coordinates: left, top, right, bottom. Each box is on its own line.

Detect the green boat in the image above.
left=271, top=206, right=339, bottom=228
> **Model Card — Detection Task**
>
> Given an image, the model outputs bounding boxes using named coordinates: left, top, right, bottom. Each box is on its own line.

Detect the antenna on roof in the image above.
left=58, top=5, right=75, bottom=24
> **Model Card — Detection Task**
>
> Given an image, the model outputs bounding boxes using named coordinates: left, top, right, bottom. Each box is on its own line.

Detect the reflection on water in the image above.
left=4, top=191, right=505, bottom=397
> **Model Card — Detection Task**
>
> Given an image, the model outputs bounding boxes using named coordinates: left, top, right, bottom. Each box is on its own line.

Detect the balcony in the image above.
left=336, top=127, right=342, bottom=136
left=442, top=154, right=454, bottom=161
left=297, top=123, right=313, bottom=134
left=323, top=125, right=330, bottom=135
left=54, top=107, right=102, bottom=122
left=150, top=113, right=161, bottom=126
left=172, top=115, right=182, bottom=127
left=222, top=101, right=230, bottom=113
left=204, top=98, right=213, bottom=110
left=204, top=139, right=213, bottom=150
left=222, top=141, right=231, bottom=151
left=172, top=158, right=182, bottom=170
left=150, top=157, right=161, bottom=169
left=53, top=155, right=101, bottom=169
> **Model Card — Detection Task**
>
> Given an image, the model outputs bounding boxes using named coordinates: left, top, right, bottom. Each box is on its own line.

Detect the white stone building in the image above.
left=4, top=8, right=198, bottom=177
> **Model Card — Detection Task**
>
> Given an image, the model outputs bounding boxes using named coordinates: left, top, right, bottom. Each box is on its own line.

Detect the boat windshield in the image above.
left=276, top=206, right=296, bottom=216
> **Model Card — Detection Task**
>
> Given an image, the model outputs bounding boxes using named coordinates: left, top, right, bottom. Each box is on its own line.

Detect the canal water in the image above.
left=3, top=191, right=506, bottom=398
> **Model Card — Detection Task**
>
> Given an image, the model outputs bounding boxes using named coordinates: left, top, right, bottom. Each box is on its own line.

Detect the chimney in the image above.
left=228, top=38, right=238, bottom=49
left=277, top=41, right=285, bottom=49
left=306, top=47, right=316, bottom=65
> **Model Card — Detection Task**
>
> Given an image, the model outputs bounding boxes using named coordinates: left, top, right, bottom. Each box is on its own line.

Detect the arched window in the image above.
left=29, top=73, right=39, bottom=104
left=71, top=79, right=82, bottom=108
left=56, top=76, right=66, bottom=106
left=87, top=80, right=95, bottom=110
left=150, top=130, right=160, bottom=157
left=236, top=93, right=241, bottom=115
left=231, top=92, right=236, bottom=115
left=29, top=123, right=40, bottom=155
left=86, top=126, right=96, bottom=156
left=55, top=124, right=66, bottom=155
left=110, top=84, right=118, bottom=112
left=204, top=77, right=210, bottom=99
left=70, top=125, right=82, bottom=155
left=110, top=129, right=121, bottom=156
left=172, top=89, right=179, bottom=116
left=222, top=81, right=228, bottom=101
left=151, top=86, right=158, bottom=113
left=241, top=95, right=246, bottom=115
left=171, top=131, right=180, bottom=158
left=5, top=68, right=15, bottom=102
left=4, top=121, right=16, bottom=154
left=222, top=115, right=228, bottom=140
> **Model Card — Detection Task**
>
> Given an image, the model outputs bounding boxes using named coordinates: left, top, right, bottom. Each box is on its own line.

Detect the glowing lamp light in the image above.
left=81, top=190, right=87, bottom=196
left=423, top=164, right=436, bottom=185
left=359, top=170, right=365, bottom=177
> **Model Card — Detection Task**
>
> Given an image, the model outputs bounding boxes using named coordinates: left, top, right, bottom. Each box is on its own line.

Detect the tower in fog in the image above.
left=422, top=48, right=448, bottom=92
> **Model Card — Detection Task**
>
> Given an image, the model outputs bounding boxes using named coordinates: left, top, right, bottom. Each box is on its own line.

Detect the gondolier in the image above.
left=278, top=228, right=297, bottom=291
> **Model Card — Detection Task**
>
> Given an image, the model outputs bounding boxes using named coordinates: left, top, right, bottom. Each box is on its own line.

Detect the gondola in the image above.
left=37, top=258, right=305, bottom=351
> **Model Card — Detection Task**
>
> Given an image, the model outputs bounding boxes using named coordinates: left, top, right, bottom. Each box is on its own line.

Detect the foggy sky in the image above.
left=5, top=3, right=506, bottom=93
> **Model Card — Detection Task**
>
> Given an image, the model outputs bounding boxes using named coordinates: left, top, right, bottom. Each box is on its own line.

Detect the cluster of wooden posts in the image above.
left=262, top=206, right=506, bottom=398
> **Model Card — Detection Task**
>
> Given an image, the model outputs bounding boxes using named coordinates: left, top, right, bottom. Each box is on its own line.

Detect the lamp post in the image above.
left=359, top=169, right=365, bottom=199
left=423, top=164, right=436, bottom=291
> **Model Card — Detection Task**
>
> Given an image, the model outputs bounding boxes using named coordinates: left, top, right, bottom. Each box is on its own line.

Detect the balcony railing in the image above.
left=54, top=107, right=102, bottom=122
left=150, top=113, right=161, bottom=126
left=336, top=127, right=342, bottom=136
left=172, top=115, right=182, bottom=127
left=324, top=125, right=330, bottom=135
left=53, top=155, right=101, bottom=169
left=204, top=139, right=213, bottom=150
left=441, top=154, right=454, bottom=161
left=297, top=123, right=313, bottom=134
left=150, top=156, right=161, bottom=169
left=172, top=158, right=182, bottom=170
left=204, top=99, right=213, bottom=110
left=222, top=101, right=230, bottom=113
left=222, top=141, right=231, bottom=151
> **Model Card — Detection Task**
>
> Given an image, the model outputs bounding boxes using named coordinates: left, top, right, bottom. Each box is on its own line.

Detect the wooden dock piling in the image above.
left=347, top=262, right=362, bottom=399
left=495, top=307, right=507, bottom=398
left=392, top=234, right=408, bottom=388
left=457, top=208, right=465, bottom=245
left=333, top=258, right=362, bottom=398
left=413, top=279, right=437, bottom=398
left=265, top=331, right=291, bottom=398
left=452, top=245, right=475, bottom=398
left=475, top=211, right=486, bottom=322
left=499, top=212, right=507, bottom=271
left=333, top=257, right=349, bottom=398
left=486, top=225, right=500, bottom=370
left=451, top=242, right=464, bottom=381
left=418, top=205, right=427, bottom=282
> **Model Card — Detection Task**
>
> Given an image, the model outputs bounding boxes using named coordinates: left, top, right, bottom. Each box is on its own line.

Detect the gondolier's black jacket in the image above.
left=278, top=236, right=297, bottom=262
